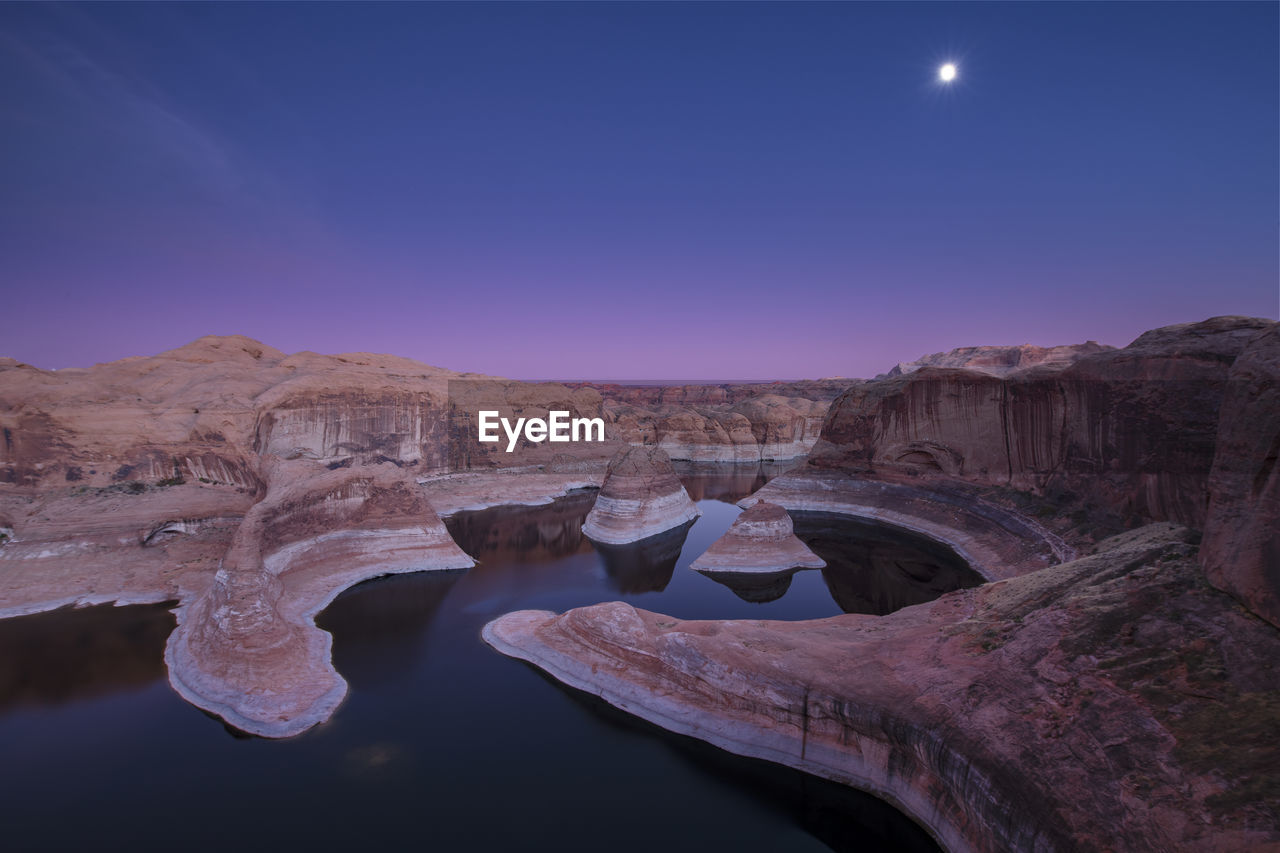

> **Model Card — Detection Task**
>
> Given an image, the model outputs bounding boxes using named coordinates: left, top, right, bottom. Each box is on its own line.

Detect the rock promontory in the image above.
left=165, top=459, right=474, bottom=737
left=690, top=500, right=824, bottom=574
left=582, top=446, right=700, bottom=544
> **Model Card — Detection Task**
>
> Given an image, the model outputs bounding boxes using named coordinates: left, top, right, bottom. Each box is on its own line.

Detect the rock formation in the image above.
left=1201, top=323, right=1280, bottom=628
left=811, top=316, right=1273, bottom=531
left=486, top=523, right=1280, bottom=852
left=166, top=459, right=474, bottom=737
left=748, top=472, right=1073, bottom=582
left=0, top=334, right=841, bottom=731
left=486, top=316, right=1280, bottom=851
left=876, top=341, right=1114, bottom=379
left=690, top=500, right=824, bottom=574
left=582, top=446, right=700, bottom=544
left=588, top=381, right=848, bottom=461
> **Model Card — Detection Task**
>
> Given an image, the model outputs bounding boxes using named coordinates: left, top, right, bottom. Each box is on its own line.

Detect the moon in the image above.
left=938, top=62, right=957, bottom=83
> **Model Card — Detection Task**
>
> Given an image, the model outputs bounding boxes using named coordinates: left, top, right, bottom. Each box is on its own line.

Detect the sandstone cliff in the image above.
left=876, top=341, right=1114, bottom=379
left=166, top=459, right=474, bottom=737
left=585, top=380, right=848, bottom=462
left=811, top=316, right=1274, bottom=531
left=582, top=446, right=699, bottom=544
left=1201, top=324, right=1280, bottom=628
left=690, top=499, right=825, bottom=574
left=486, top=316, right=1280, bottom=850
left=486, top=523, right=1279, bottom=852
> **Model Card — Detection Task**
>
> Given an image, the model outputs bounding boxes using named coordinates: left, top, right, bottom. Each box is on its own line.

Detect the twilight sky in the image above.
left=3, top=2, right=1276, bottom=379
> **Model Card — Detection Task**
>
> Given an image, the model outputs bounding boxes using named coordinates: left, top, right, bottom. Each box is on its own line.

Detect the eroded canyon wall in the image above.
left=1201, top=324, right=1280, bottom=628
left=810, top=316, right=1274, bottom=530
left=0, top=338, right=847, bottom=493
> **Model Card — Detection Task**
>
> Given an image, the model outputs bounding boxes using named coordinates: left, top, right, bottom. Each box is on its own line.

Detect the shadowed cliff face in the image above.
left=1201, top=324, right=1280, bottom=628
left=486, top=524, right=1280, bottom=853
left=483, top=316, right=1280, bottom=852
left=811, top=316, right=1274, bottom=530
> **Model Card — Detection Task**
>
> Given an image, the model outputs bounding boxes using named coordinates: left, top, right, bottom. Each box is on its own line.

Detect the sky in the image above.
left=2, top=2, right=1276, bottom=379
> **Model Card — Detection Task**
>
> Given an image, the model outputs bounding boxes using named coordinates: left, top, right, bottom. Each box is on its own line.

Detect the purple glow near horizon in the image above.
left=2, top=3, right=1276, bottom=379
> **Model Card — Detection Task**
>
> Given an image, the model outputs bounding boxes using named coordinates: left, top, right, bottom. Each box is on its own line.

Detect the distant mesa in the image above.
left=691, top=499, right=825, bottom=575
left=582, top=446, right=700, bottom=544
left=875, top=341, right=1114, bottom=379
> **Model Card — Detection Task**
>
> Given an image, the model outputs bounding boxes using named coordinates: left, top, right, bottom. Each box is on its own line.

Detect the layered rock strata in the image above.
left=166, top=460, right=474, bottom=737
left=0, top=335, right=841, bottom=493
left=812, top=316, right=1273, bottom=530
left=591, top=381, right=848, bottom=462
left=876, top=341, right=1114, bottom=379
left=485, top=316, right=1280, bottom=850
left=748, top=470, right=1072, bottom=582
left=0, top=334, right=841, bottom=731
left=582, top=446, right=700, bottom=544
left=690, top=499, right=825, bottom=574
left=1201, top=324, right=1280, bottom=628
left=485, top=524, right=1280, bottom=852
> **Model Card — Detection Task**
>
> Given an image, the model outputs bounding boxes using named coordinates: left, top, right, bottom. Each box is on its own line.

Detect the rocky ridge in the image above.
left=582, top=446, right=700, bottom=544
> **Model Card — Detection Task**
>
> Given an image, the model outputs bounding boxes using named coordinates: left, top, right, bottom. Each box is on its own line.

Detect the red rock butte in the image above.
left=690, top=499, right=825, bottom=574
left=582, top=445, right=700, bottom=544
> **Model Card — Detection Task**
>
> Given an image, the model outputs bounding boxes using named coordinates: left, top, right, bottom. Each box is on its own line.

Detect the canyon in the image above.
left=2, top=317, right=1276, bottom=851
left=487, top=316, right=1280, bottom=852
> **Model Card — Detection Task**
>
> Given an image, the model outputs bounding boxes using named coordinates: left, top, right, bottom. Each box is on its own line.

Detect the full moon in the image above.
left=939, top=62, right=957, bottom=83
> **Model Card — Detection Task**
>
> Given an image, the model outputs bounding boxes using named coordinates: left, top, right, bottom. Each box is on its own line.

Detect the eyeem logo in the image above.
left=478, top=410, right=606, bottom=453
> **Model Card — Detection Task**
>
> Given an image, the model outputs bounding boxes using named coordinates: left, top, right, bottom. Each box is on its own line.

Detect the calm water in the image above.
left=0, top=464, right=974, bottom=852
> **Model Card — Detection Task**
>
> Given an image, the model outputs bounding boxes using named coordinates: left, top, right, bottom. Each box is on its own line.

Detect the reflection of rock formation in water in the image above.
left=699, top=569, right=798, bottom=603
left=315, top=570, right=464, bottom=688
left=673, top=461, right=793, bottom=503
left=594, top=520, right=694, bottom=594
left=792, top=513, right=982, bottom=615
left=0, top=601, right=176, bottom=711
left=583, top=447, right=699, bottom=544
left=691, top=500, right=824, bottom=575
left=443, top=491, right=595, bottom=563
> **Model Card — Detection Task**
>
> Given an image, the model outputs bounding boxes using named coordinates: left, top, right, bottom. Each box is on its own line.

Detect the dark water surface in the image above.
left=0, top=464, right=968, bottom=852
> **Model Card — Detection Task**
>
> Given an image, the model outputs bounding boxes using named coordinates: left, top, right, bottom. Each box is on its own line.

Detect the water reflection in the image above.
left=0, top=601, right=176, bottom=712
left=444, top=490, right=596, bottom=563
left=594, top=520, right=694, bottom=593
left=792, top=512, right=984, bottom=615
left=315, top=570, right=465, bottom=687
left=672, top=460, right=796, bottom=503
left=698, top=568, right=798, bottom=603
